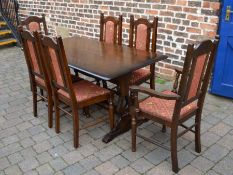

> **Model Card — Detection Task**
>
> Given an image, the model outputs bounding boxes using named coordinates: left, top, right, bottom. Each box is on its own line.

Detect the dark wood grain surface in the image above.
left=63, top=37, right=167, bottom=80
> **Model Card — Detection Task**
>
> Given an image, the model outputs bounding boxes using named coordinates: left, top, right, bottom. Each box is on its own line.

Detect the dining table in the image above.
left=63, top=36, right=168, bottom=143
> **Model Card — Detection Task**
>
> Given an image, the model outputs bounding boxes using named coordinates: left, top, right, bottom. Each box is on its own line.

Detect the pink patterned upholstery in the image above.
left=58, top=80, right=110, bottom=103
left=28, top=22, right=41, bottom=32
left=27, top=40, right=40, bottom=74
left=48, top=47, right=64, bottom=87
left=105, top=21, right=115, bottom=44
left=136, top=24, right=147, bottom=51
left=187, top=54, right=207, bottom=100
left=139, top=90, right=198, bottom=122
left=130, top=68, right=151, bottom=85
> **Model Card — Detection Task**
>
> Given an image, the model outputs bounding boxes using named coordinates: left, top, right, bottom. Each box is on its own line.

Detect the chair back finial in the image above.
left=20, top=14, right=48, bottom=35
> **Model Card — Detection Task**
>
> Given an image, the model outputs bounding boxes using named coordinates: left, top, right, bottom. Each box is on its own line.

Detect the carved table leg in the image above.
left=103, top=74, right=132, bottom=143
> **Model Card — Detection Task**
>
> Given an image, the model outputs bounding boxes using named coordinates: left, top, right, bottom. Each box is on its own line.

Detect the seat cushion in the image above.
left=58, top=80, right=110, bottom=103
left=130, top=68, right=151, bottom=85
left=139, top=90, right=198, bottom=122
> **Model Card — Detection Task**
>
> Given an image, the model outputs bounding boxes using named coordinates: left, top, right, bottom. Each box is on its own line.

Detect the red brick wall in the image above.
left=18, top=0, right=220, bottom=79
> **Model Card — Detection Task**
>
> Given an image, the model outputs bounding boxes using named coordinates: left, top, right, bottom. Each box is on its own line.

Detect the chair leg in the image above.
left=108, top=95, right=114, bottom=129
left=54, top=97, right=60, bottom=133
left=150, top=76, right=155, bottom=90
left=72, top=107, right=79, bottom=148
left=195, top=112, right=202, bottom=153
left=40, top=88, right=44, bottom=101
left=47, top=94, right=53, bottom=128
left=83, top=107, right=91, bottom=118
left=96, top=79, right=100, bottom=86
left=171, top=126, right=179, bottom=173
left=162, top=125, right=166, bottom=133
left=131, top=110, right=137, bottom=152
left=74, top=69, right=79, bottom=77
left=103, top=81, right=108, bottom=89
left=32, top=86, right=38, bottom=117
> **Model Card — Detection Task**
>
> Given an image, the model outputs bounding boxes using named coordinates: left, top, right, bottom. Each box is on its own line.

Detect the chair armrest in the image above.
left=130, top=85, right=180, bottom=100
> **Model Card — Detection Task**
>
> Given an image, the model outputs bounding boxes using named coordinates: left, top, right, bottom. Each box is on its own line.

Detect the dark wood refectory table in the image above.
left=63, top=36, right=168, bottom=143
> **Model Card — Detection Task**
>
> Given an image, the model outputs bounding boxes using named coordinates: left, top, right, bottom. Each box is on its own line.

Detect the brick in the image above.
left=95, top=161, right=118, bottom=175
left=36, top=163, right=54, bottom=175
left=130, top=158, right=154, bottom=174
left=111, top=155, right=130, bottom=169
left=50, top=158, right=67, bottom=171
left=63, top=164, right=86, bottom=175
left=147, top=161, right=173, bottom=175
left=79, top=155, right=101, bottom=170
left=62, top=151, right=84, bottom=165
left=179, top=165, right=202, bottom=175
left=203, top=144, right=229, bottom=163
left=115, top=167, right=139, bottom=175
left=213, top=158, right=233, bottom=175
left=19, top=157, right=39, bottom=172
left=4, top=165, right=22, bottom=175
left=191, top=156, right=214, bottom=172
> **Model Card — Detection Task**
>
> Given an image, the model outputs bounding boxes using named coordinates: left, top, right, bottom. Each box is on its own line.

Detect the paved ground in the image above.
left=0, top=47, right=233, bottom=175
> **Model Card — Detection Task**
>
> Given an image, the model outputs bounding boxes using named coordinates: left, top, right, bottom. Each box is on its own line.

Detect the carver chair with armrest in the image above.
left=129, top=39, right=219, bottom=173
left=128, top=15, right=158, bottom=90
left=18, top=27, right=53, bottom=128
left=39, top=34, right=114, bottom=148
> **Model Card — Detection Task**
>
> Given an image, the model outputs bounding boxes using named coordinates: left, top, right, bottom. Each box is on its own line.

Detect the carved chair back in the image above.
left=19, top=27, right=48, bottom=86
left=174, top=40, right=219, bottom=122
left=20, top=14, right=48, bottom=35
left=39, top=35, right=76, bottom=102
left=129, top=15, right=158, bottom=53
left=100, top=13, right=123, bottom=45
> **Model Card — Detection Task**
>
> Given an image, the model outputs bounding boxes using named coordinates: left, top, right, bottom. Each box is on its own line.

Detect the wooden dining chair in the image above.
left=38, top=34, right=114, bottom=148
left=129, top=39, right=219, bottom=173
left=20, top=14, right=48, bottom=34
left=129, top=15, right=158, bottom=90
left=99, top=13, right=123, bottom=45
left=18, top=27, right=53, bottom=128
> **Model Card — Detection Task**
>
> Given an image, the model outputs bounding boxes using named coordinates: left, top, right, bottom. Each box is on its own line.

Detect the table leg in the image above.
left=102, top=74, right=132, bottom=143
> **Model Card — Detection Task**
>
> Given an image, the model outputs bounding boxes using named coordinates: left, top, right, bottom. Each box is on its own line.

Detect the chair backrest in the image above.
left=177, top=39, right=219, bottom=109
left=20, top=14, right=48, bottom=35
left=19, top=26, right=48, bottom=84
left=99, top=13, right=123, bottom=45
left=39, top=34, right=75, bottom=101
left=129, top=15, right=158, bottom=53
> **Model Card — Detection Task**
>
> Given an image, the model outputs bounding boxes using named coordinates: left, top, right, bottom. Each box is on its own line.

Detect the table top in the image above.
left=63, top=37, right=167, bottom=81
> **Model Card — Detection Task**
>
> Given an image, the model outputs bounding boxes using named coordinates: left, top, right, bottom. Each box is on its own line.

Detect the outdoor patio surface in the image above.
left=0, top=47, right=233, bottom=175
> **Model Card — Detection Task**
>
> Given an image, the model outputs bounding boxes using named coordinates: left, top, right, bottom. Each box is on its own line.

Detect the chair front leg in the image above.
left=71, top=105, right=79, bottom=148
left=171, top=125, right=179, bottom=173
left=47, top=93, right=53, bottom=128
left=195, top=110, right=202, bottom=153
left=32, top=85, right=38, bottom=117
left=130, top=91, right=139, bottom=152
left=54, top=94, right=60, bottom=134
